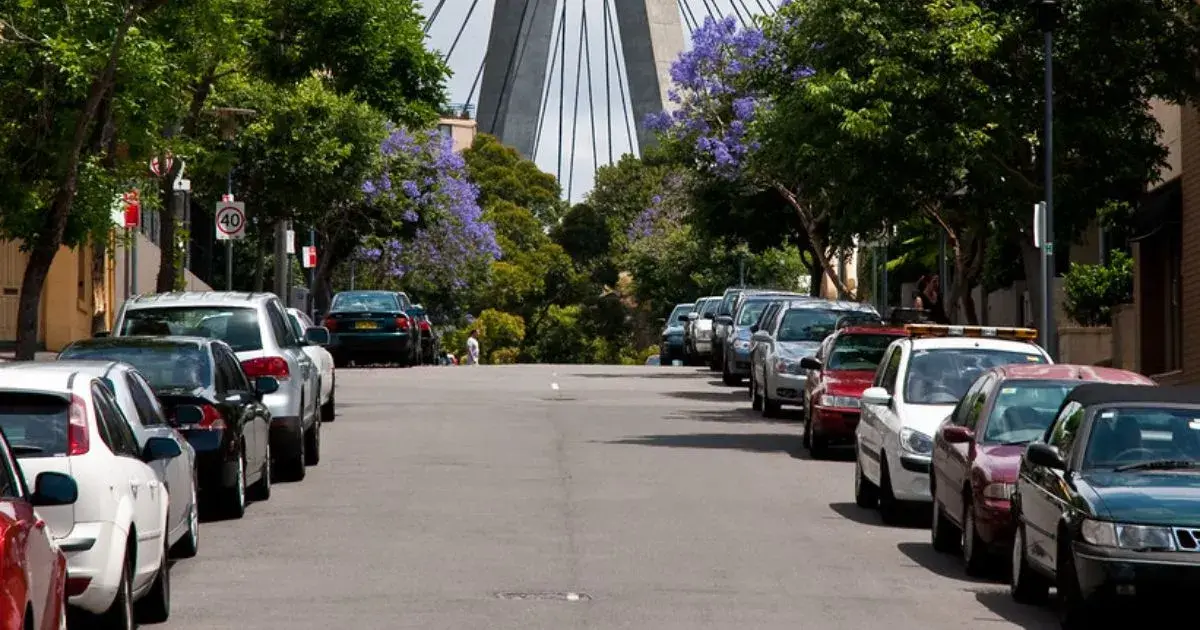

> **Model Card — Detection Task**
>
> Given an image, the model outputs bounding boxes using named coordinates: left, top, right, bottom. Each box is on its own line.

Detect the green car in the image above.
left=1011, top=383, right=1200, bottom=627
left=323, top=290, right=420, bottom=367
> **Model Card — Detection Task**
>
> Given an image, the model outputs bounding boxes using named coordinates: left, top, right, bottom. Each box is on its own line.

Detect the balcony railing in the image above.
left=440, top=103, right=475, bottom=120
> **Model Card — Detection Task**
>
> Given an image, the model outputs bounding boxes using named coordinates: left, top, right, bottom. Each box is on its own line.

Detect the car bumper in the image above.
left=888, top=451, right=932, bottom=502
left=693, top=339, right=712, bottom=355
left=270, top=415, right=304, bottom=451
left=1072, top=542, right=1200, bottom=600
left=973, top=498, right=1015, bottom=549
left=765, top=372, right=806, bottom=404
left=330, top=332, right=413, bottom=355
left=263, top=385, right=305, bottom=427
left=60, top=521, right=124, bottom=614
left=728, top=347, right=752, bottom=375
left=194, top=448, right=241, bottom=495
left=811, top=406, right=860, bottom=441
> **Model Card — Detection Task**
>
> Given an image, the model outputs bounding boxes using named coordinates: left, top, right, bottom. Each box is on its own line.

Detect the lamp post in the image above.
left=213, top=107, right=257, bottom=291
left=1032, top=0, right=1059, bottom=359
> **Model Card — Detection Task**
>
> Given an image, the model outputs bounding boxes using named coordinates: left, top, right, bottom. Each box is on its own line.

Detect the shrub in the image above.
left=1062, top=251, right=1133, bottom=327
left=490, top=347, right=520, bottom=364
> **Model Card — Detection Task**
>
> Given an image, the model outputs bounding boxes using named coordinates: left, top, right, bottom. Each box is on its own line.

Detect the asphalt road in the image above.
left=159, top=364, right=1059, bottom=630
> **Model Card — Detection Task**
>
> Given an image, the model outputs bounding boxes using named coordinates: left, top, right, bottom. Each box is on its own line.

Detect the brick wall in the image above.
left=1173, top=105, right=1200, bottom=383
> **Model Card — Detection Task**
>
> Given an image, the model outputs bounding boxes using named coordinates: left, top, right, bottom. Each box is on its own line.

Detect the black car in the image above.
left=57, top=336, right=278, bottom=519
left=322, top=290, right=420, bottom=367
left=1011, top=383, right=1200, bottom=626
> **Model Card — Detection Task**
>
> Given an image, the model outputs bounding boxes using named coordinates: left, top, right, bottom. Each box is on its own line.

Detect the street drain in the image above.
left=495, top=591, right=590, bottom=602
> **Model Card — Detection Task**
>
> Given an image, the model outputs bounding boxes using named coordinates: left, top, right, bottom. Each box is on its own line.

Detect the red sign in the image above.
left=302, top=246, right=317, bottom=269
left=122, top=190, right=141, bottom=228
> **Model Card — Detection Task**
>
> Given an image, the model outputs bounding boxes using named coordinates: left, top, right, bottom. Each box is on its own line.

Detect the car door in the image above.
left=935, top=375, right=992, bottom=524
left=1021, top=401, right=1083, bottom=572
left=859, top=343, right=904, bottom=482
left=291, top=311, right=332, bottom=402
left=226, top=345, right=270, bottom=475
left=216, top=345, right=261, bottom=474
left=125, top=370, right=191, bottom=540
left=269, top=301, right=315, bottom=420
left=93, top=384, right=163, bottom=586
left=0, top=432, right=53, bottom=623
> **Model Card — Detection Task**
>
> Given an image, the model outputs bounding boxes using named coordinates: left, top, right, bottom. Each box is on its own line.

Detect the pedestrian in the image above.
left=922, top=274, right=950, bottom=324
left=465, top=330, right=480, bottom=365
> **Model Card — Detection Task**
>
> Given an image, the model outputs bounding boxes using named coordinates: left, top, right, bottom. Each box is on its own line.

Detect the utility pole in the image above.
left=273, top=220, right=289, bottom=300
left=1033, top=0, right=1059, bottom=359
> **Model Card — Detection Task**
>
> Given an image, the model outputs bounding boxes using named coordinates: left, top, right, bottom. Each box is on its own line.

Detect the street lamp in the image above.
left=1031, top=0, right=1059, bottom=359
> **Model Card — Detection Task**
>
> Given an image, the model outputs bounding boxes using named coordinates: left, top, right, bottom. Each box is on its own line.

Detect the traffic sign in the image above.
left=301, top=246, right=317, bottom=269
left=150, top=154, right=174, bottom=177
left=215, top=202, right=247, bottom=240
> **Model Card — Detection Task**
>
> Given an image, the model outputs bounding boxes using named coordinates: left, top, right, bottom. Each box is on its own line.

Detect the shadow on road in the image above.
left=575, top=369, right=709, bottom=379
left=896, top=542, right=997, bottom=584
left=663, top=389, right=746, bottom=403
left=667, top=407, right=800, bottom=425
left=604, top=432, right=804, bottom=456
left=972, top=590, right=1060, bottom=629
left=827, top=502, right=929, bottom=529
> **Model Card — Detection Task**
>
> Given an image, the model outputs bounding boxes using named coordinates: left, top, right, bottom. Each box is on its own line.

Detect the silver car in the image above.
left=749, top=300, right=881, bottom=417
left=109, top=292, right=325, bottom=481
left=0, top=360, right=201, bottom=557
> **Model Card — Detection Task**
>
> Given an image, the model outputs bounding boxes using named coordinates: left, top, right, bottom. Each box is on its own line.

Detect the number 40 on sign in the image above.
left=215, top=202, right=246, bottom=241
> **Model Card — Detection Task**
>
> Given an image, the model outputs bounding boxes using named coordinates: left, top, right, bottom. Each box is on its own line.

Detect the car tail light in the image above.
left=197, top=404, right=226, bottom=430
left=241, top=356, right=290, bottom=381
left=395, top=315, right=409, bottom=329
left=323, top=317, right=336, bottom=332
left=67, top=394, right=89, bottom=456
left=419, top=321, right=431, bottom=332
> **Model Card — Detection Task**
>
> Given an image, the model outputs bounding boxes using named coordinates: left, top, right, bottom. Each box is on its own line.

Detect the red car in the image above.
left=929, top=364, right=1155, bottom=575
left=800, top=325, right=909, bottom=458
left=0, top=426, right=78, bottom=630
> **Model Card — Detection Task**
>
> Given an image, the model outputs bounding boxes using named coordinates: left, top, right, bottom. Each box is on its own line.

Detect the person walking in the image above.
left=465, top=330, right=480, bottom=365
left=921, top=274, right=950, bottom=324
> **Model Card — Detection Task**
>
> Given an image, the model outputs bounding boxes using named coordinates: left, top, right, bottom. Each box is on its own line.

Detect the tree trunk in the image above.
left=154, top=161, right=182, bottom=292
left=773, top=184, right=854, bottom=298
left=91, top=235, right=109, bottom=333
left=13, top=3, right=141, bottom=360
left=805, top=249, right=822, bottom=297
left=961, top=284, right=979, bottom=325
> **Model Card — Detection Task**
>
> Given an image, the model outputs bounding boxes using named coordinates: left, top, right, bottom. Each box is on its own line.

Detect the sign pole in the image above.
left=225, top=173, right=234, bottom=291
left=215, top=197, right=247, bottom=290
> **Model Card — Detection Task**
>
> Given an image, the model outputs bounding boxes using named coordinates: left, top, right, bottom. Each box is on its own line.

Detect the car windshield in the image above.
left=331, top=292, right=400, bottom=313
left=700, top=299, right=719, bottom=316
left=737, top=300, right=773, bottom=326
left=776, top=309, right=842, bottom=342
left=668, top=304, right=692, bottom=323
left=0, top=392, right=70, bottom=457
left=1084, top=407, right=1200, bottom=470
left=903, top=348, right=1046, bottom=405
left=120, top=306, right=262, bottom=352
left=827, top=334, right=901, bottom=370
left=59, top=344, right=214, bottom=390
left=983, top=381, right=1077, bottom=444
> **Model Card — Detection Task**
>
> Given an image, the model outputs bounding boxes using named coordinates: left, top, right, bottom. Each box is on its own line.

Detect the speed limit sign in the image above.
left=215, top=202, right=246, bottom=240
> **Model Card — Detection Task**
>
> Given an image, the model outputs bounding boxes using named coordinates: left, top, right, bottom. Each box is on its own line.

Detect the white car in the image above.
left=854, top=325, right=1051, bottom=523
left=0, top=367, right=183, bottom=625
left=288, top=307, right=335, bottom=422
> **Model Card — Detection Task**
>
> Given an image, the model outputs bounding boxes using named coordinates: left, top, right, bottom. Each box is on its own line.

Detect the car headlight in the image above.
left=774, top=359, right=801, bottom=374
left=734, top=339, right=750, bottom=350
left=981, top=482, right=1014, bottom=500
left=698, top=329, right=712, bottom=340
left=899, top=427, right=933, bottom=456
left=820, top=395, right=860, bottom=409
left=1080, top=519, right=1176, bottom=551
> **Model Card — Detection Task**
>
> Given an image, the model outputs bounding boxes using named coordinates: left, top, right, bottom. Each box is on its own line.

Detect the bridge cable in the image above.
left=603, top=0, right=635, bottom=155
left=424, top=0, right=448, bottom=34
left=445, top=0, right=482, bottom=62
left=556, top=0, right=568, bottom=184
left=487, top=0, right=535, bottom=137
left=699, top=0, right=718, bottom=19
left=728, top=0, right=750, bottom=27
left=735, top=0, right=760, bottom=22
left=534, top=0, right=567, bottom=155
left=677, top=0, right=697, bottom=34
left=683, top=0, right=702, bottom=33
left=567, top=4, right=587, bottom=200
left=465, top=58, right=486, bottom=109
left=583, top=2, right=598, bottom=173
left=602, top=0, right=615, bottom=164
left=763, top=0, right=778, bottom=12
left=752, top=0, right=773, bottom=15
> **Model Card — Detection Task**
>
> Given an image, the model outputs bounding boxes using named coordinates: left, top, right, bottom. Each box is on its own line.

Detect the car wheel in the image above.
left=248, top=439, right=271, bottom=501
left=751, top=372, right=763, bottom=411
left=930, top=486, right=960, bottom=553
left=98, top=547, right=133, bottom=630
left=304, top=416, right=320, bottom=466
left=721, top=357, right=741, bottom=386
left=1010, top=523, right=1050, bottom=604
left=171, top=477, right=200, bottom=558
left=321, top=375, right=336, bottom=423
left=877, top=456, right=903, bottom=525
left=333, top=354, right=348, bottom=368
left=854, top=447, right=878, bottom=508
left=223, top=449, right=247, bottom=519
left=809, top=428, right=829, bottom=459
left=134, top=539, right=170, bottom=623
left=962, top=501, right=989, bottom=576
left=1057, top=535, right=1096, bottom=629
left=802, top=413, right=812, bottom=449
left=762, top=373, right=781, bottom=418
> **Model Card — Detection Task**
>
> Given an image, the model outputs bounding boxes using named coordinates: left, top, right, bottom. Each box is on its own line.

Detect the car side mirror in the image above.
left=1026, top=443, right=1066, bottom=470
left=30, top=472, right=78, bottom=506
left=687, top=312, right=699, bottom=320
left=715, top=315, right=733, bottom=325
left=800, top=357, right=822, bottom=371
left=304, top=326, right=331, bottom=346
left=677, top=315, right=689, bottom=322
left=704, top=313, right=715, bottom=320
left=93, top=330, right=110, bottom=338
left=142, top=436, right=182, bottom=462
left=861, top=386, right=892, bottom=406
left=173, top=405, right=204, bottom=425
left=749, top=324, right=759, bottom=333
left=941, top=425, right=974, bottom=444
left=255, top=376, right=280, bottom=397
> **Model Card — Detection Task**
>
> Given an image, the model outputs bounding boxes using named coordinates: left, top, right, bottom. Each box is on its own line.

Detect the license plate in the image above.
left=354, top=321, right=379, bottom=330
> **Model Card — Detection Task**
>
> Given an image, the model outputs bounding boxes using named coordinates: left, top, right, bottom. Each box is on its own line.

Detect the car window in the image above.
left=267, top=303, right=298, bottom=347
left=775, top=309, right=847, bottom=342
left=59, top=342, right=214, bottom=390
left=950, top=377, right=985, bottom=426
left=395, top=293, right=412, bottom=309
left=960, top=375, right=995, bottom=431
left=877, top=345, right=903, bottom=392
left=700, top=299, right=719, bottom=316
left=667, top=304, right=692, bottom=323
left=1047, top=402, right=1084, bottom=456
left=736, top=300, right=772, bottom=327
left=330, top=292, right=401, bottom=312
left=1082, top=406, right=1200, bottom=470
left=827, top=333, right=901, bottom=370
left=125, top=372, right=164, bottom=427
left=93, top=384, right=139, bottom=458
left=129, top=372, right=168, bottom=427
left=287, top=313, right=306, bottom=339
left=119, top=306, right=263, bottom=352
left=903, top=348, right=1047, bottom=405
left=0, top=435, right=21, bottom=498
left=983, top=380, right=1077, bottom=444
left=218, top=346, right=252, bottom=391
left=0, top=392, right=72, bottom=458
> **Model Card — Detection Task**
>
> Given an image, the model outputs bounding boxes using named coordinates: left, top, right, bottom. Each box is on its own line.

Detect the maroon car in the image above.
left=929, top=364, right=1156, bottom=575
left=800, top=325, right=908, bottom=458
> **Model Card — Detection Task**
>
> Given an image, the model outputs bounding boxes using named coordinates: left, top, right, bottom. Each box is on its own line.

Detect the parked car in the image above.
left=685, top=296, right=720, bottom=365
left=322, top=290, right=420, bottom=367
left=660, top=302, right=694, bottom=365
left=406, top=304, right=440, bottom=365
left=0, top=368, right=182, bottom=625
left=59, top=336, right=278, bottom=520
left=7, top=359, right=202, bottom=558
left=854, top=324, right=1052, bottom=523
left=0, top=420, right=77, bottom=630
left=1010, top=384, right=1200, bottom=627
left=108, top=292, right=324, bottom=482
left=287, top=307, right=336, bottom=422
left=716, top=291, right=807, bottom=385
left=929, top=364, right=1155, bottom=575
left=711, top=288, right=746, bottom=371
left=799, top=324, right=908, bottom=458
left=749, top=300, right=880, bottom=418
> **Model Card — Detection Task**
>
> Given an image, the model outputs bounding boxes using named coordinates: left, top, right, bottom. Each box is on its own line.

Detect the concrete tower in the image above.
left=478, top=0, right=686, bottom=159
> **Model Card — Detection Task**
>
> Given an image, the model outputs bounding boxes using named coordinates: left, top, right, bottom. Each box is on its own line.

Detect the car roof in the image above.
left=125, top=291, right=274, bottom=309
left=1062, top=383, right=1200, bottom=408
left=0, top=366, right=85, bottom=395
left=674, top=302, right=695, bottom=309
left=838, top=325, right=908, bottom=336
left=65, top=335, right=210, bottom=351
left=907, top=337, right=1044, bottom=353
left=993, top=364, right=1155, bottom=385
left=334, top=290, right=395, bottom=296
left=784, top=299, right=874, bottom=311
left=5, top=360, right=124, bottom=378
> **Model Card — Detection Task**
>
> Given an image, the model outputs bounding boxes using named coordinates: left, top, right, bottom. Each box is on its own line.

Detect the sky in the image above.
left=418, top=0, right=777, bottom=203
